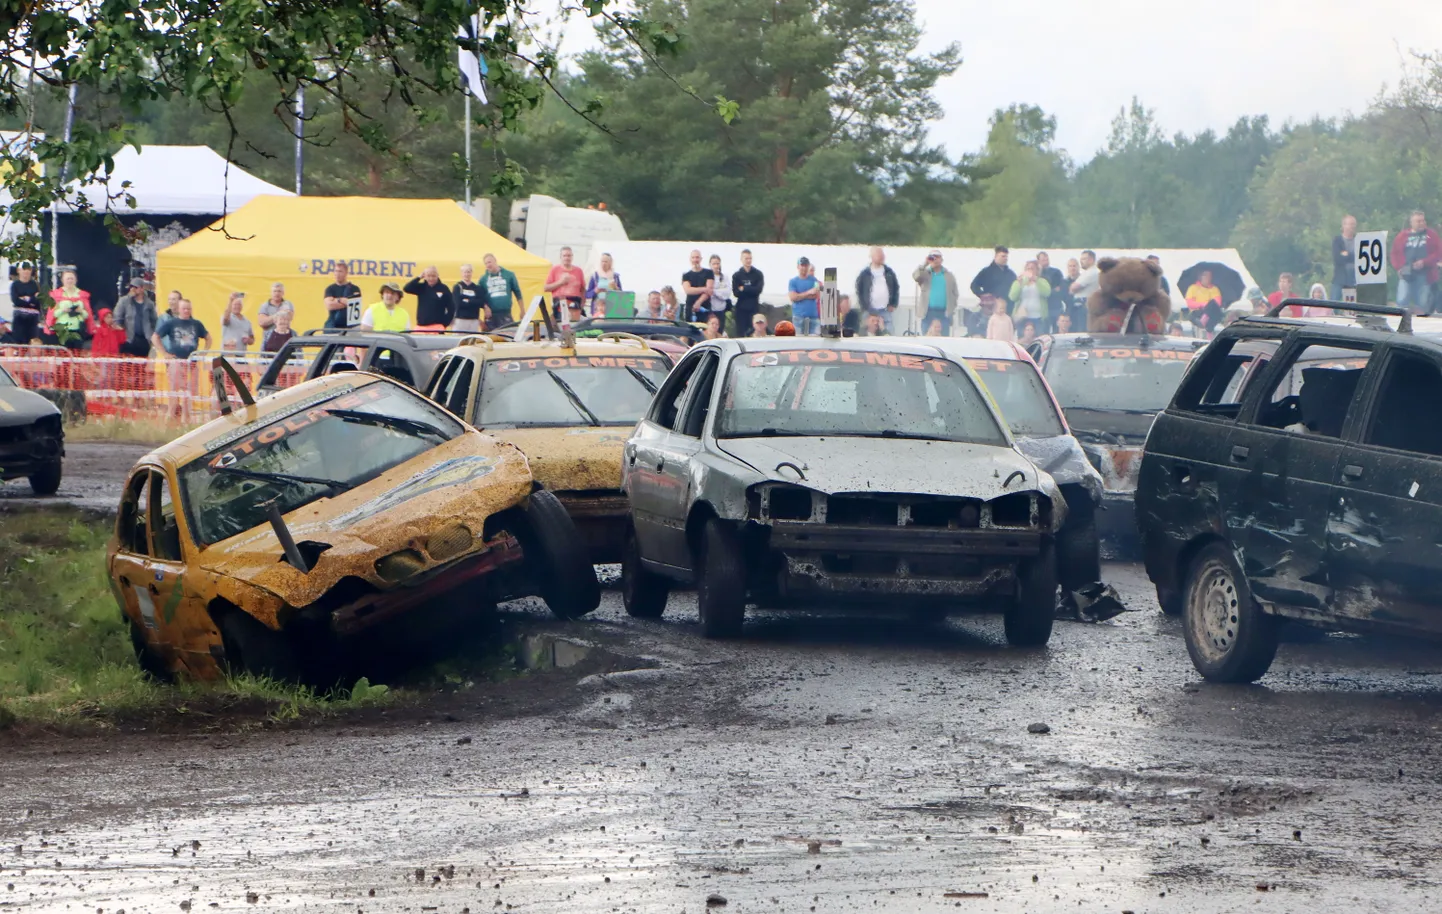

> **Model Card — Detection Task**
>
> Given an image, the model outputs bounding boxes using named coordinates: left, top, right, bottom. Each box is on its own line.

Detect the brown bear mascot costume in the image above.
left=1086, top=257, right=1172, bottom=334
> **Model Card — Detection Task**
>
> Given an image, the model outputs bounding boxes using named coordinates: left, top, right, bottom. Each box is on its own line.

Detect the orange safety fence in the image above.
left=0, top=346, right=312, bottom=427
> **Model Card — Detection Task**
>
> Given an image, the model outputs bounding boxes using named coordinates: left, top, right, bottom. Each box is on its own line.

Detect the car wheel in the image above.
left=1006, top=539, right=1057, bottom=647
left=696, top=518, right=745, bottom=639
left=127, top=616, right=174, bottom=683
left=27, top=459, right=62, bottom=496
left=1182, top=543, right=1278, bottom=683
left=219, top=612, right=302, bottom=682
left=1057, top=518, right=1100, bottom=591
left=517, top=489, right=600, bottom=620
left=621, top=524, right=669, bottom=619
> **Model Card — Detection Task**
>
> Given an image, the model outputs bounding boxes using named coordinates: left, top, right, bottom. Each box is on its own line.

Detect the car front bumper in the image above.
left=0, top=425, right=63, bottom=481
left=557, top=490, right=630, bottom=564
left=764, top=521, right=1043, bottom=601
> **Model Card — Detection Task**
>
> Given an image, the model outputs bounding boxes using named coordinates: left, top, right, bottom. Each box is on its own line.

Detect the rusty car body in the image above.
left=109, top=371, right=599, bottom=683
left=620, top=337, right=1067, bottom=645
left=1026, top=331, right=1206, bottom=557
left=931, top=337, right=1105, bottom=591
left=424, top=334, right=675, bottom=564
left=1137, top=300, right=1442, bottom=682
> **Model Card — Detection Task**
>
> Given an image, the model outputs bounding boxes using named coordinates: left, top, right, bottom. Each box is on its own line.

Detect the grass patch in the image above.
left=0, top=508, right=395, bottom=727
left=64, top=417, right=200, bottom=445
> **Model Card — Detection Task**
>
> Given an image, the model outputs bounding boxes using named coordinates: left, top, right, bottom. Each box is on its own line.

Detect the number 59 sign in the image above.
left=1355, top=230, right=1388, bottom=285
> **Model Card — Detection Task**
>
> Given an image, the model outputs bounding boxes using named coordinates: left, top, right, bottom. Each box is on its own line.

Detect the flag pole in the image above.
left=294, top=84, right=304, bottom=195
left=464, top=91, right=471, bottom=206
left=49, top=82, right=76, bottom=286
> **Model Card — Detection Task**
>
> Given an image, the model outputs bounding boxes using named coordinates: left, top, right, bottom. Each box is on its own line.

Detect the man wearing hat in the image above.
left=360, top=282, right=413, bottom=332
left=918, top=250, right=962, bottom=336
left=113, top=276, right=158, bottom=357
left=787, top=257, right=821, bottom=335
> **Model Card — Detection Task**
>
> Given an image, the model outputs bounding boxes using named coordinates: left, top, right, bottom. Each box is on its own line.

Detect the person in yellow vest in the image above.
left=359, top=282, right=412, bottom=332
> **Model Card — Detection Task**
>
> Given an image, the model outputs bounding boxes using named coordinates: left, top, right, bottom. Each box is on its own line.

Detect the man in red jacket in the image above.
left=1390, top=210, right=1442, bottom=314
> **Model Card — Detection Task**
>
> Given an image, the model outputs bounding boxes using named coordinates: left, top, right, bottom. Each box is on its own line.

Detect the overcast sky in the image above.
left=542, top=0, right=1442, bottom=162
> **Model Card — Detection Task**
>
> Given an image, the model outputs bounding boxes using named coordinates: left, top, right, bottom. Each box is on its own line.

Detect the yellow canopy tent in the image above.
left=155, top=196, right=551, bottom=334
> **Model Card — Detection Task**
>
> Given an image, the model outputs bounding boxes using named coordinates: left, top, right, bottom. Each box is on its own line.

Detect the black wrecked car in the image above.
left=0, top=363, right=64, bottom=494
left=1137, top=301, right=1442, bottom=682
left=1027, top=332, right=1206, bottom=555
left=256, top=329, right=473, bottom=395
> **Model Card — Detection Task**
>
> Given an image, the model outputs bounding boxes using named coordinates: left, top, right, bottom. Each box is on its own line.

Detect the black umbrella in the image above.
left=1175, top=261, right=1245, bottom=306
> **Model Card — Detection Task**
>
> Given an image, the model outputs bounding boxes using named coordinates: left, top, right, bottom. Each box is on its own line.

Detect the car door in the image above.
left=1327, top=344, right=1442, bottom=633
left=627, top=350, right=708, bottom=569
left=1231, top=336, right=1375, bottom=609
left=1140, top=331, right=1284, bottom=585
left=660, top=351, right=720, bottom=571
left=111, top=468, right=189, bottom=654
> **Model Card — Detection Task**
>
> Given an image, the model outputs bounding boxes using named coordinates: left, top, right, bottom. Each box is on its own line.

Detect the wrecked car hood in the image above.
left=497, top=426, right=629, bottom=493
left=195, top=434, right=533, bottom=608
left=716, top=436, right=1053, bottom=500
left=0, top=385, right=61, bottom=425
left=1016, top=434, right=1104, bottom=500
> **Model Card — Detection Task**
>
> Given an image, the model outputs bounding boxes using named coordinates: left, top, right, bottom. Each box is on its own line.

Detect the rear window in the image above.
left=965, top=359, right=1066, bottom=438
left=476, top=354, right=672, bottom=429
left=1044, top=346, right=1196, bottom=413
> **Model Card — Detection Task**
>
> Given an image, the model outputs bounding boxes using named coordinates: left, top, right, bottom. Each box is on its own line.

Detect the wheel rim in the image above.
left=1189, top=560, right=1240, bottom=664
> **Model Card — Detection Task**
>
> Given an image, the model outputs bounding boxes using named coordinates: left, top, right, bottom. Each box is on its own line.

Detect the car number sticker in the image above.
left=747, top=350, right=948, bottom=372
left=1066, top=348, right=1194, bottom=361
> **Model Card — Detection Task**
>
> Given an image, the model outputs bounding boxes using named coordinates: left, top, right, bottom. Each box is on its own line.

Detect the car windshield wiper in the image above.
left=872, top=429, right=948, bottom=441
left=1065, top=406, right=1157, bottom=415
left=546, top=370, right=602, bottom=427
left=325, top=407, right=450, bottom=440
left=214, top=465, right=353, bottom=492
left=626, top=366, right=658, bottom=394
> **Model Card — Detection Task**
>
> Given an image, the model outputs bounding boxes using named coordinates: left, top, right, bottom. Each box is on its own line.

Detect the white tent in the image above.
left=588, top=241, right=1259, bottom=332
left=64, top=145, right=294, bottom=215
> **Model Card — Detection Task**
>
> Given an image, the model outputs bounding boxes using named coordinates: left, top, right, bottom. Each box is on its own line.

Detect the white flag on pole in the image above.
left=458, top=15, right=488, bottom=104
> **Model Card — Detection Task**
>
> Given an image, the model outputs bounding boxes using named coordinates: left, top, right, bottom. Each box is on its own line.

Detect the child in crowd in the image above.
left=91, top=308, right=126, bottom=356
left=985, top=299, right=1015, bottom=341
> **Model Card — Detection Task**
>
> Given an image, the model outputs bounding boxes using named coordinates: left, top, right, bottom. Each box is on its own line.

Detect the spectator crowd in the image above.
left=3, top=209, right=1436, bottom=357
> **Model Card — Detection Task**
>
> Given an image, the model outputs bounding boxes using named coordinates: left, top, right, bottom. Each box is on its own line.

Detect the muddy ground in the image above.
left=0, top=442, right=152, bottom=513
left=4, top=564, right=1442, bottom=913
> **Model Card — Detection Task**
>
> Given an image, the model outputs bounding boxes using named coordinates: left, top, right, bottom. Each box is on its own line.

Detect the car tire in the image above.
left=127, top=616, right=174, bottom=683
left=219, top=612, right=302, bottom=682
left=1182, top=543, right=1278, bottom=683
left=28, top=459, right=61, bottom=496
left=1006, top=539, right=1056, bottom=647
left=696, top=518, right=745, bottom=639
left=517, top=489, right=600, bottom=620
left=1057, top=517, right=1101, bottom=590
left=621, top=525, right=669, bottom=619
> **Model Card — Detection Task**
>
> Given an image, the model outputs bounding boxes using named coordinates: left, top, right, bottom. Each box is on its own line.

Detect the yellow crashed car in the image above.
left=424, top=335, right=674, bottom=563
left=108, top=371, right=599, bottom=683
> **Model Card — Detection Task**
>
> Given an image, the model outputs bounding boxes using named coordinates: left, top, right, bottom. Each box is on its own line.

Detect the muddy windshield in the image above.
left=1045, top=347, right=1195, bottom=413
left=475, top=355, right=671, bottom=429
left=180, top=382, right=465, bottom=547
left=716, top=349, right=1007, bottom=444
left=966, top=359, right=1066, bottom=438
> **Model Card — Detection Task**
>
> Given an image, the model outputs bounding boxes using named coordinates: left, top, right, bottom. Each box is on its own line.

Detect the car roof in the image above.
left=926, top=337, right=1030, bottom=361
left=298, top=329, right=473, bottom=350
left=699, top=335, right=967, bottom=358
left=143, top=373, right=390, bottom=468
left=1040, top=332, right=1208, bottom=352
left=445, top=336, right=672, bottom=361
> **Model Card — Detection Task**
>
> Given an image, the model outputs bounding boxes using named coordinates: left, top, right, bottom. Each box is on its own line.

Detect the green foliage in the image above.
left=937, top=105, right=1070, bottom=248
left=512, top=0, right=963, bottom=243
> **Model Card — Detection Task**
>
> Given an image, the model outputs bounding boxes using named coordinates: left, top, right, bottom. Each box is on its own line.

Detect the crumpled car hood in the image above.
left=1016, top=433, right=1103, bottom=499
left=716, top=436, right=1051, bottom=500
left=0, top=385, right=61, bottom=425
left=195, top=434, right=533, bottom=608
left=498, top=426, right=629, bottom=493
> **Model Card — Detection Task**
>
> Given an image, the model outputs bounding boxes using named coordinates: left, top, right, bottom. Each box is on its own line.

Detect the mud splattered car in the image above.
left=0, top=364, right=63, bottom=495
left=932, top=338, right=1105, bottom=592
left=109, top=370, right=598, bottom=682
left=1137, top=301, right=1442, bottom=682
left=621, top=337, right=1067, bottom=645
left=425, top=335, right=675, bottom=563
left=1027, top=332, right=1205, bottom=556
